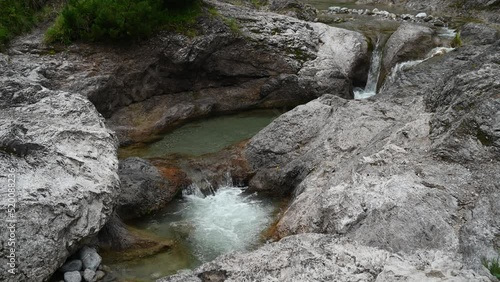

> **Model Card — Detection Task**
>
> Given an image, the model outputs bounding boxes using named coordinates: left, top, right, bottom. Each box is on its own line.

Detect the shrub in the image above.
left=45, top=0, right=201, bottom=44
left=0, top=0, right=37, bottom=48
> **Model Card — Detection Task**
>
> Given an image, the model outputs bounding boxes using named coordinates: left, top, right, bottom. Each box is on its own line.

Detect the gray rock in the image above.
left=245, top=40, right=500, bottom=275
left=79, top=247, right=102, bottom=272
left=64, top=271, right=82, bottom=282
left=460, top=22, right=499, bottom=46
left=382, top=23, right=437, bottom=76
left=95, top=270, right=106, bottom=281
left=105, top=2, right=368, bottom=144
left=60, top=260, right=83, bottom=273
left=0, top=53, right=119, bottom=282
left=269, top=0, right=318, bottom=21
left=117, top=157, right=178, bottom=220
left=83, top=269, right=95, bottom=282
left=158, top=234, right=489, bottom=281
left=328, top=6, right=341, bottom=13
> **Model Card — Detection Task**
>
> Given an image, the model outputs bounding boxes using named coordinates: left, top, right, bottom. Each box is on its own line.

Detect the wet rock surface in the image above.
left=382, top=23, right=437, bottom=76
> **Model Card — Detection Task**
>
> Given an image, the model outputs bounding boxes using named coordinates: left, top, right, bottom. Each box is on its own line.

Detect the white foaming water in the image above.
left=437, top=27, right=457, bottom=39
left=179, top=183, right=274, bottom=262
left=387, top=46, right=455, bottom=83
left=354, top=35, right=386, bottom=100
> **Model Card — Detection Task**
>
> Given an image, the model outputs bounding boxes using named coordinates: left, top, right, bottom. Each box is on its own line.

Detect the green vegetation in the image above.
left=222, top=17, right=240, bottom=35
left=45, top=0, right=201, bottom=44
left=451, top=31, right=462, bottom=48
left=0, top=0, right=44, bottom=49
left=483, top=255, right=500, bottom=279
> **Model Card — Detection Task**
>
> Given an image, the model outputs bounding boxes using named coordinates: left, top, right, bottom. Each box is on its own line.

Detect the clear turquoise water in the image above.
left=119, top=109, right=281, bottom=159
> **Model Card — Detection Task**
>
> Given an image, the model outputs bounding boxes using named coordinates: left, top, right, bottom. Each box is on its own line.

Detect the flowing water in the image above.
left=109, top=110, right=282, bottom=281
left=354, top=34, right=388, bottom=99
left=386, top=46, right=455, bottom=84
left=109, top=184, right=278, bottom=281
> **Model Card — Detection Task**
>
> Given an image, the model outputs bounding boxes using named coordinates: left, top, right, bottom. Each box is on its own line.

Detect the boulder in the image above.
left=0, top=53, right=119, bottom=282
left=158, top=234, right=489, bottom=281
left=382, top=23, right=437, bottom=76
left=244, top=38, right=500, bottom=274
left=117, top=157, right=179, bottom=220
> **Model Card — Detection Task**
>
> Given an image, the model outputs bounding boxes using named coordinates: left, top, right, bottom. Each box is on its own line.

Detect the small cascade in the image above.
left=180, top=180, right=275, bottom=262
left=386, top=46, right=455, bottom=83
left=354, top=35, right=387, bottom=99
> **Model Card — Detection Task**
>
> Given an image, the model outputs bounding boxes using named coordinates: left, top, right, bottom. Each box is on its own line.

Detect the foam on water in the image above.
left=180, top=184, right=275, bottom=262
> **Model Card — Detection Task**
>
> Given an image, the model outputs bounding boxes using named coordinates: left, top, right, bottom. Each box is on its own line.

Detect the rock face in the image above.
left=158, top=234, right=490, bottom=281
left=117, top=157, right=179, bottom=220
left=382, top=23, right=437, bottom=76
left=244, top=37, right=500, bottom=276
left=93, top=0, right=368, bottom=144
left=0, top=53, right=119, bottom=281
left=460, top=23, right=499, bottom=46
left=268, top=0, right=318, bottom=21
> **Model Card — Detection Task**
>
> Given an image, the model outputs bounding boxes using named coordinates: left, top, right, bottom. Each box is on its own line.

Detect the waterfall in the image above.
left=354, top=35, right=387, bottom=99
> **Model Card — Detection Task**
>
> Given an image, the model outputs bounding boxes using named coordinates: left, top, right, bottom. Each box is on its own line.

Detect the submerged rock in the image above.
left=158, top=234, right=489, bottom=281
left=0, top=53, right=119, bottom=282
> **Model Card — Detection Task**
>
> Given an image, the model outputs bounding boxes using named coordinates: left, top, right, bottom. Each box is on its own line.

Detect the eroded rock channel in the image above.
left=0, top=0, right=499, bottom=281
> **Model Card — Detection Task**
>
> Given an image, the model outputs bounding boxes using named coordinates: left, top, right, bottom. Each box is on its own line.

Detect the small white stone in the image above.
left=416, top=12, right=427, bottom=18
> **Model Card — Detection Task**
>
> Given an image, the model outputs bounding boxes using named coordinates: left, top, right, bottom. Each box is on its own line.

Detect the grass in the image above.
left=451, top=31, right=462, bottom=48
left=483, top=255, right=500, bottom=279
left=223, top=17, right=241, bottom=35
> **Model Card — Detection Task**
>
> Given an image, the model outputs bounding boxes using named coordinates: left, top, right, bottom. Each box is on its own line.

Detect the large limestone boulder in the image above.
left=245, top=38, right=500, bottom=275
left=158, top=234, right=489, bottom=281
left=0, top=54, right=119, bottom=281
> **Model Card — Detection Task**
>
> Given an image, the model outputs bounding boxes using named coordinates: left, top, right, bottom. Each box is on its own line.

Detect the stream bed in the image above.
left=107, top=109, right=282, bottom=281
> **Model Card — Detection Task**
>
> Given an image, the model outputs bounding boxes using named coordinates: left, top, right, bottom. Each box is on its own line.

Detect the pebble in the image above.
left=83, top=269, right=95, bottom=282
left=79, top=246, right=102, bottom=272
left=416, top=12, right=427, bottom=18
left=60, top=260, right=83, bottom=273
left=95, top=270, right=106, bottom=281
left=64, top=271, right=82, bottom=282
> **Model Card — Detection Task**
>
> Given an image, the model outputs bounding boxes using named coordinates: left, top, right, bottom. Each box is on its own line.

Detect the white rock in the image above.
left=416, top=12, right=427, bottom=18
